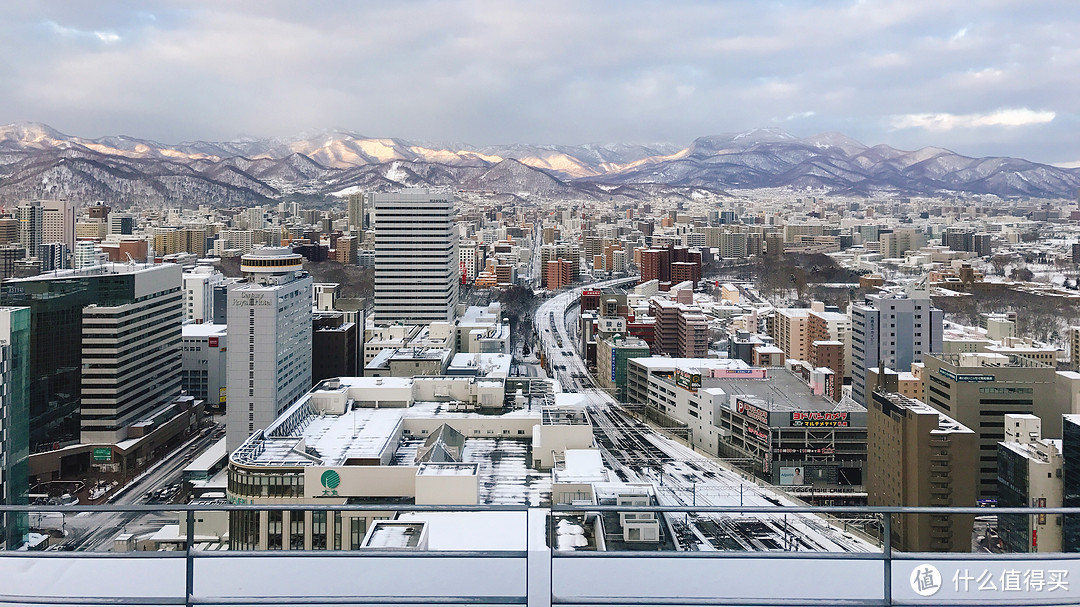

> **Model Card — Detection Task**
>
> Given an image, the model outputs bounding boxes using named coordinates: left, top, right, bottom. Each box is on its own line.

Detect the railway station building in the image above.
left=628, top=357, right=868, bottom=503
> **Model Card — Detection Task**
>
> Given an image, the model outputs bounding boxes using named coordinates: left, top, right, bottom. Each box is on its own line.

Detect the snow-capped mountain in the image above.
left=0, top=122, right=1076, bottom=206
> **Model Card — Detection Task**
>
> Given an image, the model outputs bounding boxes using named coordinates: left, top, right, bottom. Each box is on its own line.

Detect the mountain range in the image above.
left=1, top=122, right=1077, bottom=207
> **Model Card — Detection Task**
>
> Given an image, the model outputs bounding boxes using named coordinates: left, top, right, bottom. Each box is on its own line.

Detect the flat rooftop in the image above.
left=873, top=392, right=973, bottom=435
left=542, top=408, right=590, bottom=426
left=393, top=437, right=551, bottom=505
left=182, top=323, right=227, bottom=337
left=630, top=357, right=751, bottom=372
left=232, top=377, right=543, bottom=468
left=705, top=369, right=861, bottom=413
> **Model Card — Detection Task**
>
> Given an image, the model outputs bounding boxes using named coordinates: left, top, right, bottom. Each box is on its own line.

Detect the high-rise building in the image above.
left=639, top=248, right=669, bottom=283
left=649, top=298, right=708, bottom=359
left=774, top=308, right=811, bottom=362
left=36, top=242, right=68, bottom=272
left=87, top=203, right=110, bottom=220
left=226, top=248, right=312, bottom=452
left=0, top=218, right=19, bottom=245
left=0, top=307, right=30, bottom=549
left=718, top=231, right=748, bottom=259
left=596, top=335, right=651, bottom=402
left=41, top=199, right=76, bottom=255
left=997, top=414, right=1063, bottom=553
left=1062, top=414, right=1080, bottom=551
left=0, top=246, right=24, bottom=279
left=867, top=391, right=976, bottom=552
left=17, top=203, right=42, bottom=258
left=1, top=264, right=184, bottom=448
left=922, top=352, right=1059, bottom=500
left=540, top=243, right=581, bottom=284
left=312, top=311, right=361, bottom=384
left=880, top=228, right=923, bottom=259
left=80, top=264, right=184, bottom=444
left=373, top=190, right=457, bottom=324
left=850, top=291, right=943, bottom=407
left=1070, top=326, right=1080, bottom=371
left=153, top=227, right=207, bottom=257
left=108, top=214, right=135, bottom=236
left=459, top=241, right=479, bottom=283
left=183, top=266, right=226, bottom=324
left=545, top=259, right=572, bottom=290
left=347, top=192, right=367, bottom=232
left=73, top=241, right=103, bottom=269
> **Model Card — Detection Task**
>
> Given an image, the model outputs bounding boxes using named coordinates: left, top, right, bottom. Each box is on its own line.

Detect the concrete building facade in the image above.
left=183, top=266, right=226, bottom=325
left=373, top=190, right=458, bottom=324
left=922, top=352, right=1059, bottom=500
left=226, top=248, right=313, bottom=452
left=867, top=391, right=976, bottom=552
left=997, top=414, right=1063, bottom=553
left=851, top=291, right=943, bottom=407
left=181, top=324, right=228, bottom=412
left=79, top=264, right=184, bottom=444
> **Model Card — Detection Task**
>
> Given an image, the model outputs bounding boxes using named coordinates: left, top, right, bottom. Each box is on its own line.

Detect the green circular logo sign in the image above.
left=320, top=470, right=341, bottom=490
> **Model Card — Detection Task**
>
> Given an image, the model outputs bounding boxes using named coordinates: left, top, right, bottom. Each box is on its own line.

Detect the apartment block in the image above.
left=774, top=308, right=810, bottom=362
left=545, top=259, right=573, bottom=290
left=649, top=298, right=708, bottom=359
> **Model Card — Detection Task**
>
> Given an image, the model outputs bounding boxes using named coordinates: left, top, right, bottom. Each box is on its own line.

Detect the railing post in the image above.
left=527, top=507, right=552, bottom=607
left=883, top=513, right=892, bottom=606
left=186, top=508, right=195, bottom=607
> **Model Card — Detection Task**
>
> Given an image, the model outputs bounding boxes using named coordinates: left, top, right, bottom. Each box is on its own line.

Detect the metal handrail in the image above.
left=7, top=502, right=1079, bottom=514
left=4, top=503, right=1080, bottom=607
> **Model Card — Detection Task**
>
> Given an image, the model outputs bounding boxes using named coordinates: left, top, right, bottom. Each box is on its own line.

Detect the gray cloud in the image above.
left=0, top=0, right=1078, bottom=164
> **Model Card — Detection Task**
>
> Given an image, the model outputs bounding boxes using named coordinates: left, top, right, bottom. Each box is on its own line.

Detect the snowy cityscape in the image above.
left=3, top=2, right=1080, bottom=606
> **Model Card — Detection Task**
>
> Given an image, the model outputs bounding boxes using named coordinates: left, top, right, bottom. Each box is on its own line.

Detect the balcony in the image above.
left=3, top=504, right=1080, bottom=606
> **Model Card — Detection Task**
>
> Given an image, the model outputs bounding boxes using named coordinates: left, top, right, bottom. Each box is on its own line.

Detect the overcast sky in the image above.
left=2, top=1, right=1078, bottom=164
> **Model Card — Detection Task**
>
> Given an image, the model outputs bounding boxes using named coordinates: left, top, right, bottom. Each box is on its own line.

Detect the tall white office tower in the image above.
left=373, top=189, right=458, bottom=324
left=226, top=248, right=312, bottom=452
left=80, top=264, right=184, bottom=444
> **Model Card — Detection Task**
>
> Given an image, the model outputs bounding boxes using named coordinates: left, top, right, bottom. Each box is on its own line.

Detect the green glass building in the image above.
left=0, top=306, right=31, bottom=548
